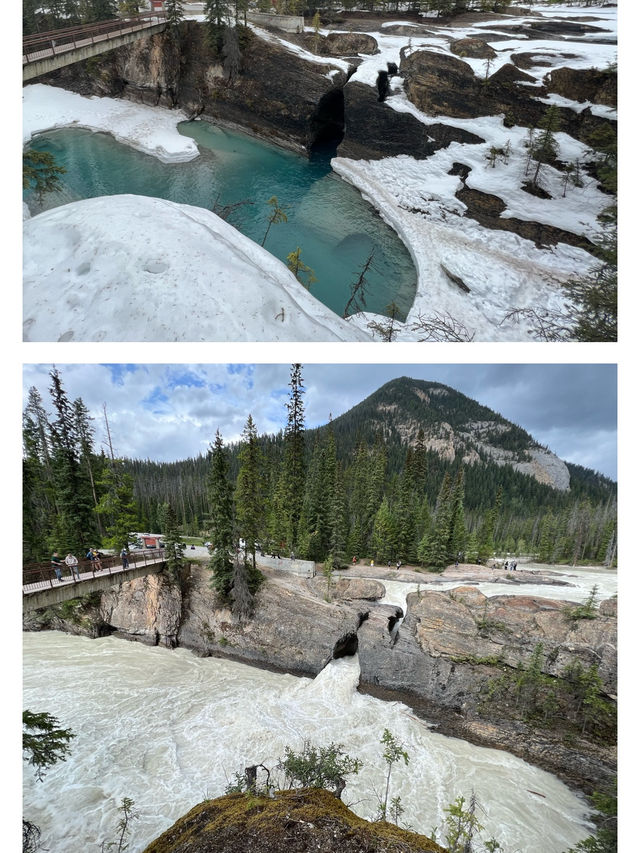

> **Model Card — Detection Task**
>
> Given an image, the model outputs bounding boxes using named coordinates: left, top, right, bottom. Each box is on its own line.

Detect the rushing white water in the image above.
left=23, top=631, right=593, bottom=853
left=378, top=565, right=618, bottom=616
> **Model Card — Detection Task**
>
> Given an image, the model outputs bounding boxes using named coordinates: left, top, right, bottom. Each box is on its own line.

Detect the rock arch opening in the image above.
left=332, top=632, right=358, bottom=659
left=309, top=88, right=345, bottom=160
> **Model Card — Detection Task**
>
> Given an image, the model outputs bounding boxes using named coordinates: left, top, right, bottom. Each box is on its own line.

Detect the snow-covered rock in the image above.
left=22, top=195, right=371, bottom=342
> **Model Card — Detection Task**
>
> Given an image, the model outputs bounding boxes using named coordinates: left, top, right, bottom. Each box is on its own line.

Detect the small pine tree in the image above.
left=23, top=150, right=66, bottom=201
left=164, top=0, right=184, bottom=30
left=287, top=247, right=317, bottom=289
left=529, top=105, right=561, bottom=188
left=261, top=195, right=288, bottom=247
left=377, top=729, right=409, bottom=822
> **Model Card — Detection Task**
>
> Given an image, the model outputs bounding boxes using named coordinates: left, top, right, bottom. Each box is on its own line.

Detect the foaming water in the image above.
left=25, top=124, right=417, bottom=319
left=378, top=564, right=618, bottom=615
left=23, top=632, right=591, bottom=852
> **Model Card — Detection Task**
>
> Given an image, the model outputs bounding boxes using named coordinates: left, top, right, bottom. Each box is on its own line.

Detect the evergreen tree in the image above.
left=95, top=461, right=137, bottom=551
left=371, top=497, right=397, bottom=563
left=529, top=105, right=561, bottom=188
left=160, top=501, right=184, bottom=584
left=47, top=368, right=97, bottom=555
left=419, top=472, right=452, bottom=569
left=164, top=0, right=184, bottom=29
left=208, top=430, right=234, bottom=600
left=304, top=423, right=338, bottom=561
left=281, top=363, right=306, bottom=550
left=287, top=247, right=317, bottom=289
left=23, top=387, right=57, bottom=561
left=23, top=151, right=66, bottom=201
left=327, top=463, right=348, bottom=567
left=234, top=415, right=265, bottom=570
left=446, top=468, right=466, bottom=561
left=204, top=0, right=229, bottom=52
left=564, top=210, right=617, bottom=342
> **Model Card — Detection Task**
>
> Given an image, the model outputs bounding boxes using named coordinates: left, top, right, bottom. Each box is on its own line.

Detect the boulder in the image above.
left=544, top=66, right=617, bottom=108
left=400, top=49, right=492, bottom=119
left=450, top=38, right=497, bottom=59
left=325, top=32, right=378, bottom=56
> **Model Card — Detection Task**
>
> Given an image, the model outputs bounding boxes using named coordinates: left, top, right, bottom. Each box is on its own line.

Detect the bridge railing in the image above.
left=23, top=13, right=167, bottom=65
left=23, top=548, right=166, bottom=593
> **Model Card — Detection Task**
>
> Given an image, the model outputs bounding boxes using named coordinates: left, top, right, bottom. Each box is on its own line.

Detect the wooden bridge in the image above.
left=23, top=13, right=167, bottom=82
left=22, top=549, right=167, bottom=612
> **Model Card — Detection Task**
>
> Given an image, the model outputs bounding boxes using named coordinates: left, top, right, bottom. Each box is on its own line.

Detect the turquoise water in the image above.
left=25, top=122, right=417, bottom=319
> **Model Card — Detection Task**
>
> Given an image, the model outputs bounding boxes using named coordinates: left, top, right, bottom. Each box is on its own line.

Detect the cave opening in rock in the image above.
left=309, top=88, right=345, bottom=162
left=332, top=632, right=358, bottom=659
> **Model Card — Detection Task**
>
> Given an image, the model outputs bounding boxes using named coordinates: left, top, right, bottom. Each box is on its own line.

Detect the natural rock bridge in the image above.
left=22, top=13, right=167, bottom=82
left=22, top=549, right=167, bottom=612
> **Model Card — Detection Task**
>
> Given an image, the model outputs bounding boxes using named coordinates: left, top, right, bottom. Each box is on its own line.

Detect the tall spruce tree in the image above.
left=281, top=363, right=306, bottom=551
left=94, top=461, right=136, bottom=551
left=234, top=415, right=264, bottom=570
left=160, top=501, right=184, bottom=584
left=208, top=430, right=234, bottom=600
left=47, top=368, right=97, bottom=555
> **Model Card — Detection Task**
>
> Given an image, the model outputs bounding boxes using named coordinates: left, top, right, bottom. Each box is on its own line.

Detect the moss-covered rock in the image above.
left=142, top=788, right=446, bottom=853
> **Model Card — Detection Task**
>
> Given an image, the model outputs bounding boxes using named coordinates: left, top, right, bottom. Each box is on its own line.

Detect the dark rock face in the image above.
left=455, top=185, right=593, bottom=250
left=339, top=82, right=484, bottom=160
left=401, top=50, right=491, bottom=119
left=450, top=37, right=497, bottom=59
left=141, top=789, right=446, bottom=853
left=545, top=66, right=617, bottom=108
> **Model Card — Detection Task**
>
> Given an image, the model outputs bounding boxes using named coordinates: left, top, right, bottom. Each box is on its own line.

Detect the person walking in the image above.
left=120, top=547, right=129, bottom=569
left=65, top=552, right=80, bottom=581
left=51, top=551, right=63, bottom=582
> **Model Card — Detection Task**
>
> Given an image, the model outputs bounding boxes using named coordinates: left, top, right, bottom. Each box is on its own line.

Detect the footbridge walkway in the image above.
left=23, top=13, right=167, bottom=82
left=22, top=549, right=167, bottom=613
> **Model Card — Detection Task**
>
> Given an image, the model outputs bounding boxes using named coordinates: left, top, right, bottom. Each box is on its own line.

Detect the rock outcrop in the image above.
left=141, top=788, right=445, bottom=853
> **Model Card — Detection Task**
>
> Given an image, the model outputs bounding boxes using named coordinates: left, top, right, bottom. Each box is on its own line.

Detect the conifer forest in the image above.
left=23, top=366, right=617, bottom=570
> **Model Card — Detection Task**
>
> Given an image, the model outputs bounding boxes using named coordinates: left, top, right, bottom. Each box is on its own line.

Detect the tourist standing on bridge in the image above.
left=120, top=548, right=129, bottom=569
left=91, top=548, right=102, bottom=570
left=65, top=553, right=80, bottom=581
left=51, top=551, right=63, bottom=582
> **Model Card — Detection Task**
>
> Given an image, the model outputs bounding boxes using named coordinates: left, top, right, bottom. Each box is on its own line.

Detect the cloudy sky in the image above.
left=22, top=363, right=617, bottom=480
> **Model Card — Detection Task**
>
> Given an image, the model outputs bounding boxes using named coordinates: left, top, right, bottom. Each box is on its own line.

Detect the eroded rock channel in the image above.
left=24, top=561, right=616, bottom=797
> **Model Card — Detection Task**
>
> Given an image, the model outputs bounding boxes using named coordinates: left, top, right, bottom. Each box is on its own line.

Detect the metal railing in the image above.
left=22, top=549, right=166, bottom=594
left=23, top=13, right=167, bottom=65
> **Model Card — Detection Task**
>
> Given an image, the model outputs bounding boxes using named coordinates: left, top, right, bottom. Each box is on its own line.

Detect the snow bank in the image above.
left=23, top=195, right=371, bottom=342
left=333, top=156, right=592, bottom=342
left=23, top=84, right=199, bottom=163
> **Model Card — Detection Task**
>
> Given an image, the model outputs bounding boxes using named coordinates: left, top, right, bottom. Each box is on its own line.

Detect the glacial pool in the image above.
left=25, top=121, right=417, bottom=320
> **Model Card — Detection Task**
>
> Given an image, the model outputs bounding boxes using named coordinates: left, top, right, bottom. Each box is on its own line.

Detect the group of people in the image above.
left=503, top=559, right=518, bottom=571
left=50, top=546, right=132, bottom=582
left=50, top=551, right=81, bottom=582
